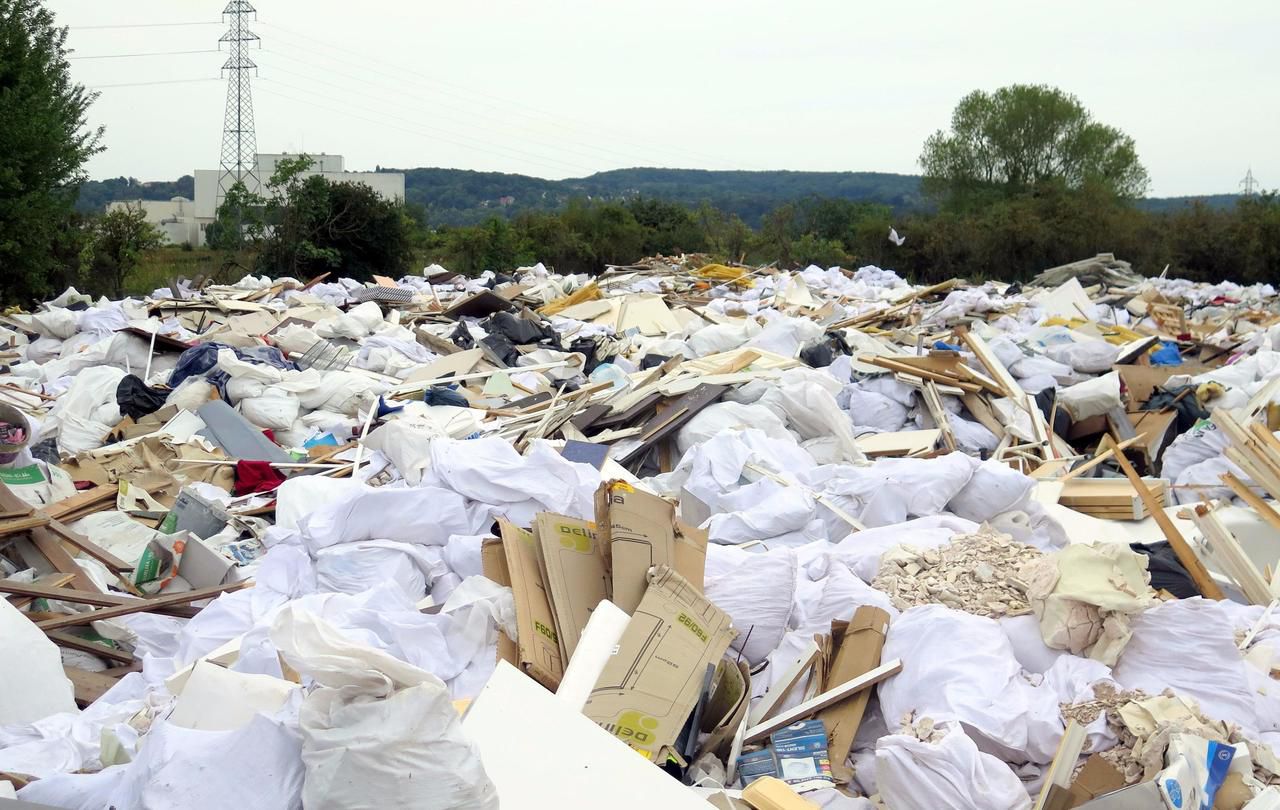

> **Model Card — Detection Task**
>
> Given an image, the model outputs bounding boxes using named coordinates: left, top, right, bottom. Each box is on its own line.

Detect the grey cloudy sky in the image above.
left=49, top=0, right=1279, bottom=196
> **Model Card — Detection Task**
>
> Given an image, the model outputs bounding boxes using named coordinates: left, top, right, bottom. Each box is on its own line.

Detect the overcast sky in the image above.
left=49, top=0, right=1279, bottom=197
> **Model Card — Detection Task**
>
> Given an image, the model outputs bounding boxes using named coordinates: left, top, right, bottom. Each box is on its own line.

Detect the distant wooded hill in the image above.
left=76, top=167, right=1243, bottom=226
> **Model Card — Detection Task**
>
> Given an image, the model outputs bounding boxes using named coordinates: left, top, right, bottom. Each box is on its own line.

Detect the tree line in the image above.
left=1, top=0, right=1276, bottom=305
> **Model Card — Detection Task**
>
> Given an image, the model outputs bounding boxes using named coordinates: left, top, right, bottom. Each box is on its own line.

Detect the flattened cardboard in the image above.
left=533, top=512, right=608, bottom=661
left=584, top=565, right=735, bottom=762
left=699, top=659, right=751, bottom=760
left=480, top=538, right=520, bottom=669
left=819, top=606, right=889, bottom=783
left=595, top=480, right=708, bottom=614
left=496, top=521, right=563, bottom=689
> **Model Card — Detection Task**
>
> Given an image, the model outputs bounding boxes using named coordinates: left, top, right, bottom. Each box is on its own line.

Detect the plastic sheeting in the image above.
left=270, top=604, right=498, bottom=810
left=18, top=714, right=304, bottom=810
left=878, top=605, right=1064, bottom=764
left=1113, top=598, right=1274, bottom=736
left=875, top=723, right=1032, bottom=810
left=703, top=548, right=796, bottom=665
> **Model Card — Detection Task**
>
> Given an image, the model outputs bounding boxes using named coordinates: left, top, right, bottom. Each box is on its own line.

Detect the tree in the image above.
left=920, top=84, right=1149, bottom=209
left=228, top=155, right=418, bottom=281
left=80, top=204, right=163, bottom=297
left=0, top=0, right=104, bottom=303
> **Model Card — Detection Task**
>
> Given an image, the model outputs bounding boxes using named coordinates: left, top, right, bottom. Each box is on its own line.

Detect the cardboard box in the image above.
left=595, top=480, right=708, bottom=614
left=819, top=606, right=889, bottom=783
left=496, top=520, right=564, bottom=689
left=584, top=565, right=735, bottom=762
left=532, top=512, right=608, bottom=661
left=480, top=538, right=520, bottom=669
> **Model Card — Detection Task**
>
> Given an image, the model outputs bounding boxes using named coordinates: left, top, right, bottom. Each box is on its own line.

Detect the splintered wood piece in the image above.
left=1102, top=436, right=1224, bottom=599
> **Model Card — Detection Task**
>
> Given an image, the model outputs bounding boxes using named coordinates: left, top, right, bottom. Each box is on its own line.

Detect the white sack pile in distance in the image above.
left=2, top=255, right=1280, bottom=809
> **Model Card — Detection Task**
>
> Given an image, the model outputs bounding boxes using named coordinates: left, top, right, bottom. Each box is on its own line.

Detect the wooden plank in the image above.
left=0, top=581, right=140, bottom=607
left=1222, top=473, right=1280, bottom=534
left=0, top=514, right=51, bottom=535
left=44, top=485, right=118, bottom=522
left=743, top=658, right=902, bottom=744
left=3, top=573, right=76, bottom=610
left=47, top=631, right=136, bottom=665
left=1057, top=435, right=1144, bottom=482
left=65, top=665, right=120, bottom=707
left=36, top=581, right=252, bottom=631
left=1103, top=436, right=1224, bottom=599
left=1192, top=504, right=1271, bottom=605
left=44, top=520, right=133, bottom=573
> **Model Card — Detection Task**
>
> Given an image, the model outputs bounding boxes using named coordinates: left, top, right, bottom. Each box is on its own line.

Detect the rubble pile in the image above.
left=0, top=253, right=1279, bottom=809
left=871, top=528, right=1042, bottom=617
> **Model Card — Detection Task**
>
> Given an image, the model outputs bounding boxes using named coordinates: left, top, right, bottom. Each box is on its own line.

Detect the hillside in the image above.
left=76, top=167, right=1243, bottom=226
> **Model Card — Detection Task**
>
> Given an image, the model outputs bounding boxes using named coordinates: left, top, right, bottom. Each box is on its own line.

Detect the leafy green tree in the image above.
left=242, top=155, right=417, bottom=281
left=206, top=180, right=266, bottom=251
left=79, top=203, right=163, bottom=297
left=0, top=0, right=104, bottom=303
left=920, top=84, right=1149, bottom=209
left=625, top=197, right=707, bottom=256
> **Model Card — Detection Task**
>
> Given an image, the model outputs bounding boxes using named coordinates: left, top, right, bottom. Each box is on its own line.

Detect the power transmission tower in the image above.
left=1240, top=167, right=1258, bottom=196
left=217, top=1, right=261, bottom=209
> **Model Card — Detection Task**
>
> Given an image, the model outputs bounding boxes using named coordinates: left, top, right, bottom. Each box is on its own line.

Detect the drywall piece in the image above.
left=403, top=348, right=485, bottom=384
left=1034, top=277, right=1094, bottom=319
left=197, top=400, right=291, bottom=463
left=169, top=661, right=296, bottom=732
left=0, top=599, right=77, bottom=725
left=463, top=661, right=710, bottom=810
left=855, top=429, right=942, bottom=458
left=164, top=634, right=247, bottom=695
left=555, top=600, right=630, bottom=712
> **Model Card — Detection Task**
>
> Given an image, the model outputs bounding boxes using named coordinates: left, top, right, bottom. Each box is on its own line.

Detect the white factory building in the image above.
left=108, top=153, right=406, bottom=248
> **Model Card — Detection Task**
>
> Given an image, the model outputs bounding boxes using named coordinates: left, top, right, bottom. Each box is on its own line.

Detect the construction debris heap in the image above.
left=1, top=252, right=1279, bottom=809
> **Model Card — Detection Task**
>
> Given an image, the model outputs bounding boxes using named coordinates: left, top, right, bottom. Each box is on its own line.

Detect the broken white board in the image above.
left=462, top=661, right=709, bottom=810
left=168, top=661, right=295, bottom=732
left=0, top=599, right=77, bottom=725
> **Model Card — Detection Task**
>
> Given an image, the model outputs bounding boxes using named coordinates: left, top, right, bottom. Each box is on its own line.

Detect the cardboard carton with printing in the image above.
left=595, top=480, right=708, bottom=614
left=532, top=512, right=608, bottom=661
left=495, top=519, right=564, bottom=689
left=584, top=565, right=735, bottom=762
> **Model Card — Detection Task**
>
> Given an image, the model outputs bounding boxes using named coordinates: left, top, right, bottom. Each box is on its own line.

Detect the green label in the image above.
left=133, top=546, right=161, bottom=585
left=0, top=465, right=44, bottom=486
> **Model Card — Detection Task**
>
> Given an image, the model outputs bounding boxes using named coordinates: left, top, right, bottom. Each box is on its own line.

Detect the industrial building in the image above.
left=108, top=153, right=405, bottom=248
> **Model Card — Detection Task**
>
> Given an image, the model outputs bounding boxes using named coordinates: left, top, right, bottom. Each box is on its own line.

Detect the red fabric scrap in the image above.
left=234, top=460, right=287, bottom=495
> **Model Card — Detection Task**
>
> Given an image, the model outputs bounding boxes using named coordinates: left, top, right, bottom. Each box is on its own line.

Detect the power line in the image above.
left=258, top=20, right=748, bottom=171
left=69, top=49, right=221, bottom=60
left=88, top=77, right=221, bottom=89
left=255, top=84, right=598, bottom=176
left=69, top=21, right=223, bottom=30
left=257, top=51, right=687, bottom=171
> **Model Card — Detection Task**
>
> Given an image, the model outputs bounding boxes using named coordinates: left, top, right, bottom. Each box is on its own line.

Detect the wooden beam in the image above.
left=744, top=658, right=902, bottom=744
left=43, top=485, right=117, bottom=522
left=1222, top=473, right=1280, bottom=534
left=1103, top=436, right=1225, bottom=599
left=47, top=631, right=135, bottom=665
left=36, top=581, right=252, bottom=631
left=1058, top=435, right=1145, bottom=483
left=65, top=666, right=121, bottom=707
left=0, top=581, right=138, bottom=607
left=1192, top=504, right=1271, bottom=605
